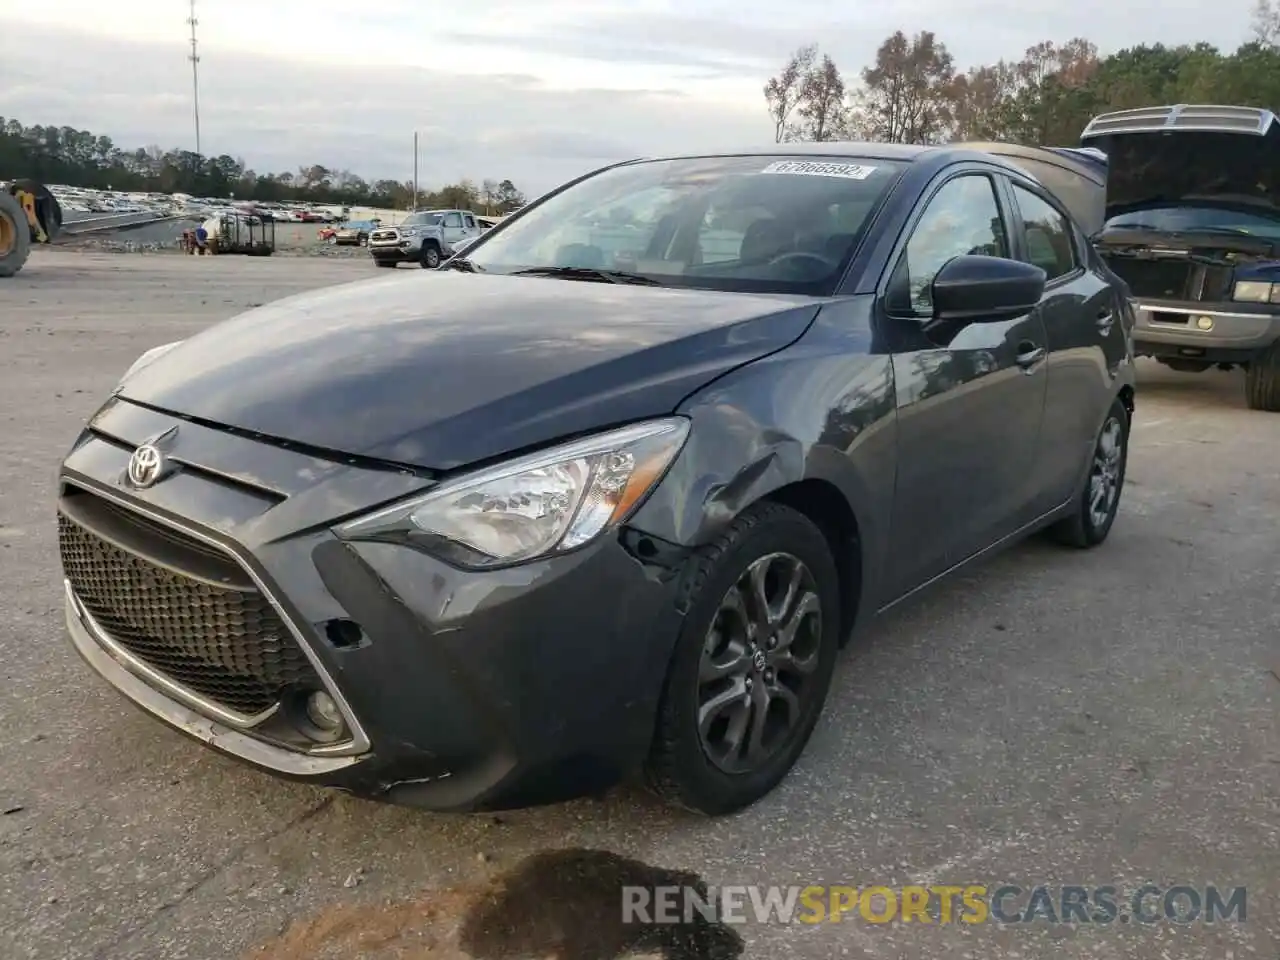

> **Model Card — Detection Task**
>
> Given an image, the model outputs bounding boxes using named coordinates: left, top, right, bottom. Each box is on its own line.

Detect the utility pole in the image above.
left=188, top=0, right=202, bottom=158
left=412, top=131, right=419, bottom=211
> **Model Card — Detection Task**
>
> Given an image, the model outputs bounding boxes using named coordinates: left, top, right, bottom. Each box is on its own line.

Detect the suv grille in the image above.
left=58, top=509, right=322, bottom=717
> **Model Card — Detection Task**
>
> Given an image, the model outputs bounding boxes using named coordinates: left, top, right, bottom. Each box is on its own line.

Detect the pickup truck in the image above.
left=368, top=209, right=484, bottom=268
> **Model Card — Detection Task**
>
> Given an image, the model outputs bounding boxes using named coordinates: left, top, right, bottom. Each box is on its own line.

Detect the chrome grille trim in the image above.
left=58, top=475, right=371, bottom=759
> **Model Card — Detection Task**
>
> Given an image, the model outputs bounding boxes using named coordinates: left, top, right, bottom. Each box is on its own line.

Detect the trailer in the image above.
left=205, top=212, right=276, bottom=256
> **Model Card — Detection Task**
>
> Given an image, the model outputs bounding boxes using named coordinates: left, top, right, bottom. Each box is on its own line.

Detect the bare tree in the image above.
left=1000, top=39, right=1101, bottom=143
left=480, top=178, right=499, bottom=215
left=764, top=45, right=818, bottom=142
left=849, top=31, right=956, bottom=144
left=1251, top=0, right=1280, bottom=44
left=949, top=62, right=1017, bottom=141
left=797, top=55, right=847, bottom=140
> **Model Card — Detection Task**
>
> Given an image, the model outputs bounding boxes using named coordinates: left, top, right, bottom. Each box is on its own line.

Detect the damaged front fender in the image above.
left=625, top=300, right=899, bottom=622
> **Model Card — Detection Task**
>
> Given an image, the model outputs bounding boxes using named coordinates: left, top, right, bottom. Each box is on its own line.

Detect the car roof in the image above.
left=623, top=140, right=1107, bottom=234
left=645, top=142, right=932, bottom=162
left=628, top=140, right=1067, bottom=180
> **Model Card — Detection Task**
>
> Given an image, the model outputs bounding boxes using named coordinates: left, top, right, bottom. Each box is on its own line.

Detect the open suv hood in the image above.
left=1080, top=104, right=1280, bottom=222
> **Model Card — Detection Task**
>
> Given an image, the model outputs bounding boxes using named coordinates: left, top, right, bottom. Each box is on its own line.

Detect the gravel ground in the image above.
left=1, top=249, right=1277, bottom=960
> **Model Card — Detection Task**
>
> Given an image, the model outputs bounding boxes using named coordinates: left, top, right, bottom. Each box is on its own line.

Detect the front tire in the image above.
left=1244, top=342, right=1280, bottom=411
left=1048, top=396, right=1130, bottom=548
left=420, top=243, right=442, bottom=269
left=0, top=190, right=33, bottom=279
left=645, top=502, right=841, bottom=816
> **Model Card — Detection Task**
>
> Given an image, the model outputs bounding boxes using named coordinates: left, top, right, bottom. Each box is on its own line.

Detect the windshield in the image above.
left=1105, top=204, right=1280, bottom=239
left=463, top=155, right=906, bottom=294
left=402, top=211, right=445, bottom=227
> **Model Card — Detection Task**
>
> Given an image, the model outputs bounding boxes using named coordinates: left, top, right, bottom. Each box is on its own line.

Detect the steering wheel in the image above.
left=766, top=251, right=839, bottom=273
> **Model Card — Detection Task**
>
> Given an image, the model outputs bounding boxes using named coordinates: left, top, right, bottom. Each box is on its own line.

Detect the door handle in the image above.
left=1015, top=343, right=1046, bottom=370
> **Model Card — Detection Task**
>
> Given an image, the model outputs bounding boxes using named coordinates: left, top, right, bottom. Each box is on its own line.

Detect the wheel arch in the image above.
left=759, top=478, right=863, bottom=646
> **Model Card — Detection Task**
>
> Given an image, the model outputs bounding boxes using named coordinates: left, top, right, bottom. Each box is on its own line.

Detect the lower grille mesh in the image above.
left=58, top=512, right=322, bottom=716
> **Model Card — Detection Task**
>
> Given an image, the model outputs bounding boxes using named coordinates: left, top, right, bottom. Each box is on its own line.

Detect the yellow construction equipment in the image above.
left=0, top=179, right=63, bottom=277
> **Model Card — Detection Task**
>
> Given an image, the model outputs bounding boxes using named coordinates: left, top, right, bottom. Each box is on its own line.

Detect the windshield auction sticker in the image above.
left=760, top=160, right=878, bottom=179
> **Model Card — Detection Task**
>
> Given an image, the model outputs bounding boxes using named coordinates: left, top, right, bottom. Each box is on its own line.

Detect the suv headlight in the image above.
left=400, top=227, right=419, bottom=238
left=336, top=418, right=690, bottom=567
left=1232, top=280, right=1280, bottom=303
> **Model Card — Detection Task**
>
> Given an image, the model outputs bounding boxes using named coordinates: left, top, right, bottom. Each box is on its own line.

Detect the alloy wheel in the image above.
left=697, top=552, right=823, bottom=774
left=1088, top=416, right=1124, bottom=529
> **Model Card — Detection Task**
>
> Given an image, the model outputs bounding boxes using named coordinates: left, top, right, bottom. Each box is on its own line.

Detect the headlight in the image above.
left=401, top=227, right=419, bottom=237
left=115, top=340, right=183, bottom=392
left=336, top=418, right=690, bottom=567
left=1231, top=280, right=1280, bottom=302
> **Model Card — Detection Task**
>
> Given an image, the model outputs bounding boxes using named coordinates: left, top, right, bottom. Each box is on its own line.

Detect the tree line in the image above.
left=0, top=117, right=526, bottom=213
left=764, top=0, right=1280, bottom=146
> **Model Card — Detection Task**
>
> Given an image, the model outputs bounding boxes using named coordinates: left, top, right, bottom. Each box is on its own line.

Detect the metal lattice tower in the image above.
left=188, top=0, right=202, bottom=157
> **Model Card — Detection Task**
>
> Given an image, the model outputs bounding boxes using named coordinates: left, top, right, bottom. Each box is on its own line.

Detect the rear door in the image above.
left=882, top=169, right=1050, bottom=597
left=441, top=211, right=467, bottom=247
left=1001, top=175, right=1123, bottom=513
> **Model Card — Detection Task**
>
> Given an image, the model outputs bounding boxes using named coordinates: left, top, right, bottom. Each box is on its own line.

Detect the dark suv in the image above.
left=58, top=144, right=1135, bottom=816
left=1083, top=104, right=1280, bottom=410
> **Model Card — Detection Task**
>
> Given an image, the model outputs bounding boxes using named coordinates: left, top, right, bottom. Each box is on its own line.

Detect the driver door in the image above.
left=882, top=171, right=1050, bottom=599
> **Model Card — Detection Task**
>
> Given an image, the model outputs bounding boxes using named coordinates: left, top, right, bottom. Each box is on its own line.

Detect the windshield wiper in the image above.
left=441, top=257, right=482, bottom=272
left=509, top=266, right=664, bottom=286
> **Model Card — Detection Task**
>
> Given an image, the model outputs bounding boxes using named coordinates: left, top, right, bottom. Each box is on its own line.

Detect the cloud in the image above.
left=0, top=0, right=1264, bottom=197
left=0, top=20, right=765, bottom=195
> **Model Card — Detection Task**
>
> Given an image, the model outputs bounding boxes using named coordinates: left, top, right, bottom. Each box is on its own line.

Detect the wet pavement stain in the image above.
left=460, top=849, right=744, bottom=960
left=249, top=848, right=745, bottom=960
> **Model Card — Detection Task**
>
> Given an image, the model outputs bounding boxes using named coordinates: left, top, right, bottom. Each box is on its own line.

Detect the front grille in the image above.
left=1110, top=259, right=1195, bottom=299
left=58, top=509, right=323, bottom=717
left=1107, top=258, right=1235, bottom=302
left=370, top=231, right=397, bottom=242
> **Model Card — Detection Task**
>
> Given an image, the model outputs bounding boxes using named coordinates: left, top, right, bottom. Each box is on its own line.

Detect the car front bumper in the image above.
left=1131, top=301, right=1280, bottom=361
left=368, top=243, right=416, bottom=262
left=57, top=400, right=685, bottom=811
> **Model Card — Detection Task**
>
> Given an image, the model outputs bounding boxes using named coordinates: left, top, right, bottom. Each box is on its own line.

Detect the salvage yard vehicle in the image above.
left=1082, top=104, right=1280, bottom=410
left=368, top=209, right=484, bottom=268
left=0, top=178, right=63, bottom=277
left=331, top=219, right=375, bottom=246
left=57, top=143, right=1135, bottom=816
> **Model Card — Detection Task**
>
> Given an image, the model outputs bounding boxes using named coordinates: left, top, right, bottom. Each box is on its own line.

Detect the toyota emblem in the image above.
left=127, top=444, right=165, bottom=488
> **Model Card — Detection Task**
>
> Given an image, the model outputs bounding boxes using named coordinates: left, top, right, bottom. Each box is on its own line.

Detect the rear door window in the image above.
left=1011, top=183, right=1077, bottom=282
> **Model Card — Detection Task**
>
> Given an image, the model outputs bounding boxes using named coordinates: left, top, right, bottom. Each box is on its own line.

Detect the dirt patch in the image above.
left=248, top=848, right=744, bottom=960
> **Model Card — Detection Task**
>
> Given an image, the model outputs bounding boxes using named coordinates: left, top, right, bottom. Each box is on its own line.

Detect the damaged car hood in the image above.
left=115, top=272, right=823, bottom=471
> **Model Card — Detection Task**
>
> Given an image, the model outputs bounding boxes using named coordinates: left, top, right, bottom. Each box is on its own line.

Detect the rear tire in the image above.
left=644, top=502, right=841, bottom=816
left=1048, top=396, right=1130, bottom=548
left=0, top=190, right=33, bottom=278
left=1244, top=342, right=1280, bottom=411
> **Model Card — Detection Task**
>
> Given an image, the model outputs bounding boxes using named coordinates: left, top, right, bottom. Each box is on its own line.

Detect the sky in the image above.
left=0, top=0, right=1265, bottom=197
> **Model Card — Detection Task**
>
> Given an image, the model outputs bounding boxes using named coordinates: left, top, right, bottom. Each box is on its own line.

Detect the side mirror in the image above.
left=930, top=255, right=1046, bottom=323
